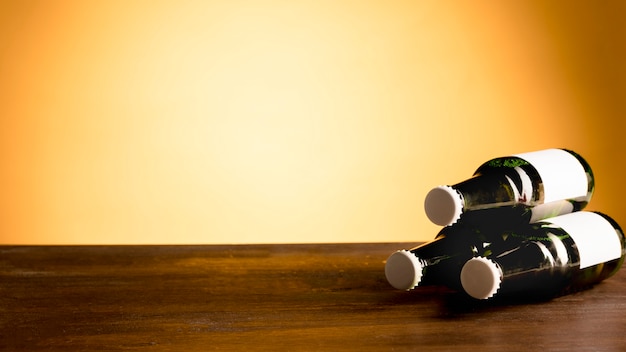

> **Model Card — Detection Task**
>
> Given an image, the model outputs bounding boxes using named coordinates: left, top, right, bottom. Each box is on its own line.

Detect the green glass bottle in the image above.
left=424, top=148, right=594, bottom=227
left=459, top=211, right=625, bottom=300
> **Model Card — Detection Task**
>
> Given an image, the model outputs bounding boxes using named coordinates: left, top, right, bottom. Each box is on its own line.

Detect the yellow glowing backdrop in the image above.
left=1, top=1, right=624, bottom=244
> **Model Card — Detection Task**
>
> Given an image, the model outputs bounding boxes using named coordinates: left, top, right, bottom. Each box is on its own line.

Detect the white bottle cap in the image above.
left=460, top=256, right=502, bottom=299
left=424, top=185, right=464, bottom=226
left=384, top=250, right=423, bottom=290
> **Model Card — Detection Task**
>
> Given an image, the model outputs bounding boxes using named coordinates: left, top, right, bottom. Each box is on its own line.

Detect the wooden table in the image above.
left=1, top=243, right=625, bottom=351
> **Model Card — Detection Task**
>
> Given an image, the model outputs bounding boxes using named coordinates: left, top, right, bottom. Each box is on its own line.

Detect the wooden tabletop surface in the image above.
left=1, top=243, right=625, bottom=351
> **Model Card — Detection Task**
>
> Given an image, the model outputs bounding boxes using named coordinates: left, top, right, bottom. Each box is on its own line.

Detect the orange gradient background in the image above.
left=1, top=1, right=624, bottom=244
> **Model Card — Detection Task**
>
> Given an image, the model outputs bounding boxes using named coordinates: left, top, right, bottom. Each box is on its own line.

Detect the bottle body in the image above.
left=459, top=211, right=625, bottom=300
left=384, top=223, right=527, bottom=291
left=424, top=148, right=594, bottom=227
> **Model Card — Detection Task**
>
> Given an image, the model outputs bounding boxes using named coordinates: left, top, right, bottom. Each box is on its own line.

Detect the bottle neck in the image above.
left=479, top=235, right=566, bottom=299
left=404, top=232, right=471, bottom=288
left=453, top=171, right=527, bottom=211
left=408, top=228, right=477, bottom=264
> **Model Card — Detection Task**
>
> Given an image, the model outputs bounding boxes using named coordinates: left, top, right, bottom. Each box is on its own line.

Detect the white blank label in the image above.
left=547, top=212, right=621, bottom=269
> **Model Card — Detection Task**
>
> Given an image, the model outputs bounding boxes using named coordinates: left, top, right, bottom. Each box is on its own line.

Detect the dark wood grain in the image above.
left=1, top=243, right=625, bottom=351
